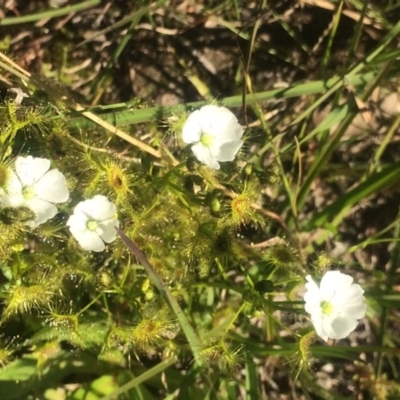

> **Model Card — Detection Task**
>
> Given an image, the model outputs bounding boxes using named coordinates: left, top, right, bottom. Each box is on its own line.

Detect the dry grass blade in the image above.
left=0, top=52, right=161, bottom=159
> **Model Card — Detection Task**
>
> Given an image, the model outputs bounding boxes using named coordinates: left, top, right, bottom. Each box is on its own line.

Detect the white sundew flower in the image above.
left=0, top=164, right=20, bottom=207
left=67, top=195, right=120, bottom=252
left=1, top=156, right=69, bottom=228
left=182, top=105, right=244, bottom=170
left=303, top=271, right=367, bottom=342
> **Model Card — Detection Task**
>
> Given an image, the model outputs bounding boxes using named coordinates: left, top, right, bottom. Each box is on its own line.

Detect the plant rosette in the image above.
left=67, top=195, right=119, bottom=252
left=182, top=105, right=244, bottom=170
left=303, top=270, right=367, bottom=341
left=0, top=156, right=69, bottom=228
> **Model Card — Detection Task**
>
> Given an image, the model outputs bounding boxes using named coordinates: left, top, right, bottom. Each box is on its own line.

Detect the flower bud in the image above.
left=206, top=190, right=225, bottom=218
left=244, top=163, right=253, bottom=176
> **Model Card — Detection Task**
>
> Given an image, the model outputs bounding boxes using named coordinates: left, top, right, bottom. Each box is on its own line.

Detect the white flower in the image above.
left=182, top=105, right=244, bottom=170
left=67, top=195, right=119, bottom=252
left=0, top=166, right=21, bottom=207
left=1, top=156, right=69, bottom=228
left=303, top=271, right=367, bottom=341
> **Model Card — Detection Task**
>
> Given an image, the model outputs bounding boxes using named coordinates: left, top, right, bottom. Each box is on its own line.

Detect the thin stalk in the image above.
left=68, top=72, right=376, bottom=129
left=77, top=0, right=167, bottom=47
left=0, top=60, right=372, bottom=135
left=100, top=356, right=177, bottom=400
left=321, top=0, right=344, bottom=74
left=303, top=160, right=400, bottom=238
left=76, top=294, right=102, bottom=317
left=365, top=112, right=400, bottom=176
left=0, top=53, right=161, bottom=159
left=375, top=217, right=400, bottom=377
left=347, top=0, right=369, bottom=62
left=296, top=59, right=395, bottom=211
left=116, top=228, right=203, bottom=362
left=89, top=12, right=148, bottom=102
left=0, top=0, right=100, bottom=25
left=290, top=18, right=400, bottom=126
left=222, top=303, right=246, bottom=337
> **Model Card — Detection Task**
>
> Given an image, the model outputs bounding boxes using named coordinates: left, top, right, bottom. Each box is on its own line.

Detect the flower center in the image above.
left=200, top=132, right=213, bottom=146
left=86, top=220, right=98, bottom=231
left=320, top=300, right=333, bottom=315
left=22, top=186, right=35, bottom=200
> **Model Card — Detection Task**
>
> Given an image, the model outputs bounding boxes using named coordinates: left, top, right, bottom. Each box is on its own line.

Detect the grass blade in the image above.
left=69, top=72, right=376, bottom=129
left=116, top=228, right=203, bottom=361
left=303, top=160, right=400, bottom=233
left=100, top=356, right=177, bottom=400
left=0, top=0, right=101, bottom=26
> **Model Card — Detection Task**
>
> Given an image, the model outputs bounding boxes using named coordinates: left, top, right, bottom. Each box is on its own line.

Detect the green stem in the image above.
left=66, top=72, right=376, bottom=129
left=0, top=0, right=101, bottom=26
left=76, top=293, right=102, bottom=317
left=100, top=356, right=177, bottom=400
left=116, top=228, right=203, bottom=362
left=222, top=303, right=246, bottom=337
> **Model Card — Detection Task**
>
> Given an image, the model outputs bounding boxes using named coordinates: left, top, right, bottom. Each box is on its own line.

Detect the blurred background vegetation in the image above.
left=0, top=0, right=400, bottom=399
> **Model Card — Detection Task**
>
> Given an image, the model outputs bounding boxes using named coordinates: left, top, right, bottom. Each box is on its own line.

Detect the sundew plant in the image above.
left=0, top=1, right=400, bottom=399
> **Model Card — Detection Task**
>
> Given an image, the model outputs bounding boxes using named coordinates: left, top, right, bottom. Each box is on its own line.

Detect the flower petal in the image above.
left=191, top=143, right=220, bottom=170
left=320, top=315, right=342, bottom=340
left=182, top=110, right=203, bottom=144
left=67, top=214, right=105, bottom=251
left=303, top=275, right=322, bottom=313
left=73, top=229, right=105, bottom=252
left=198, top=105, right=243, bottom=140
left=15, top=156, right=50, bottom=186
left=0, top=170, right=23, bottom=207
left=97, top=218, right=120, bottom=243
left=333, top=284, right=364, bottom=305
left=33, top=169, right=69, bottom=203
left=69, top=195, right=116, bottom=222
left=88, top=195, right=117, bottom=221
left=70, top=201, right=90, bottom=221
left=310, top=313, right=328, bottom=342
left=212, top=139, right=243, bottom=161
left=330, top=316, right=359, bottom=340
left=25, top=198, right=58, bottom=227
left=320, top=271, right=353, bottom=301
left=340, top=302, right=367, bottom=319
left=67, top=213, right=88, bottom=232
